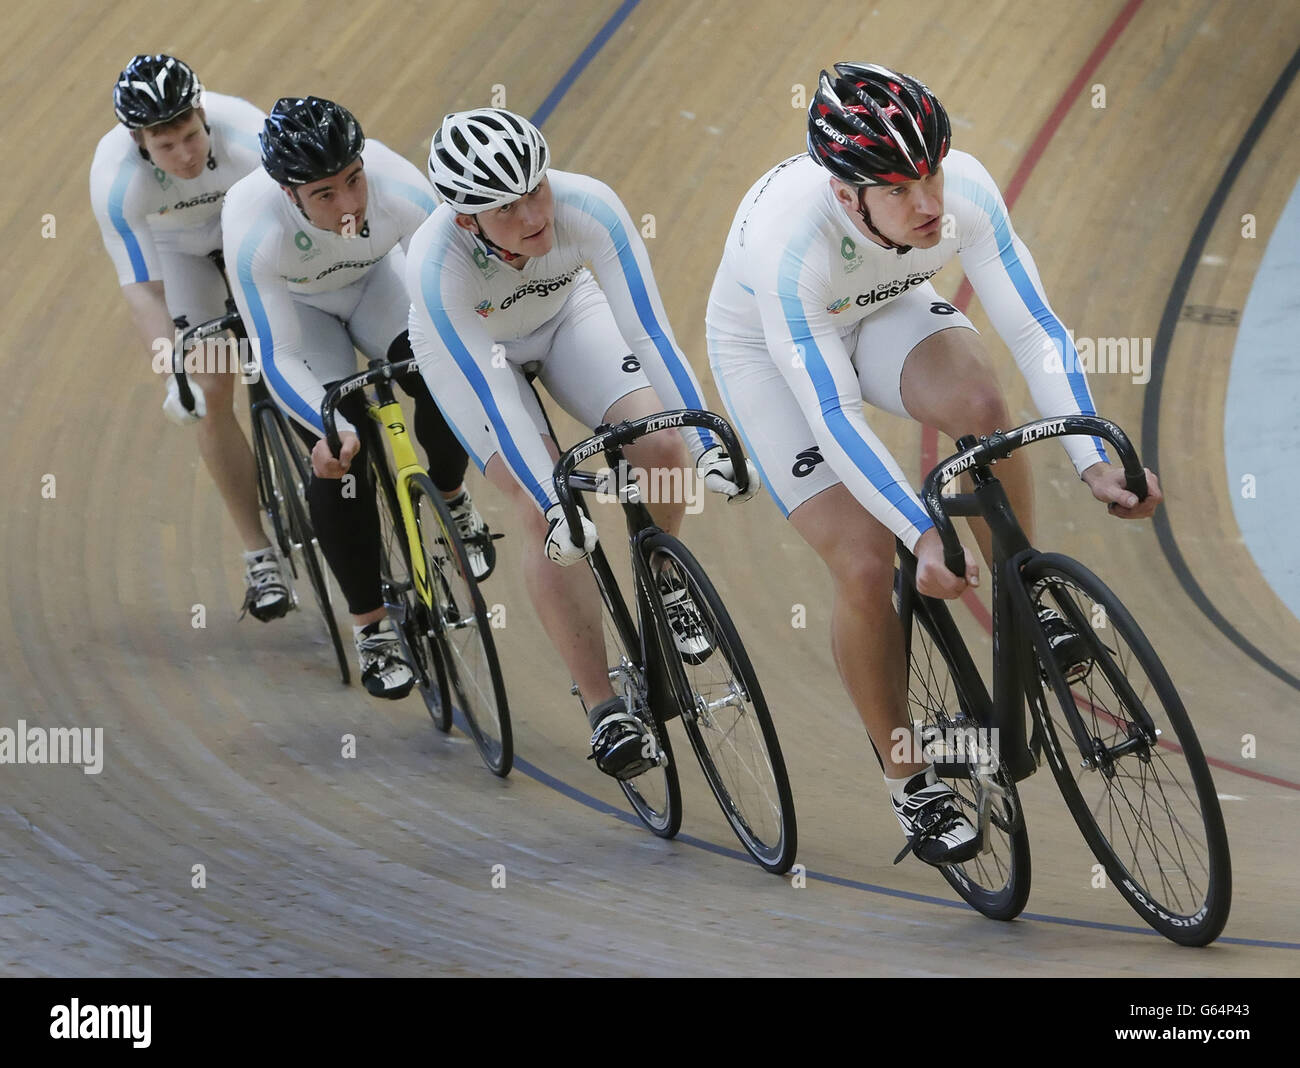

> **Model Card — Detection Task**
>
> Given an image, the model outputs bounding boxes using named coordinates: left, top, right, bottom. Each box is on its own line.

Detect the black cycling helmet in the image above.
left=113, top=54, right=203, bottom=129
left=807, top=62, right=950, bottom=185
left=259, top=96, right=365, bottom=185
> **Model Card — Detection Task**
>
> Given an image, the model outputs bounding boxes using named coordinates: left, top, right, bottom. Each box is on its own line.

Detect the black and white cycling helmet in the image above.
left=114, top=54, right=203, bottom=129
left=428, top=108, right=549, bottom=212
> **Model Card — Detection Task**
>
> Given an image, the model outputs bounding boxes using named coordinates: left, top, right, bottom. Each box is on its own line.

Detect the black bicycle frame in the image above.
left=908, top=414, right=1150, bottom=782
left=553, top=409, right=751, bottom=725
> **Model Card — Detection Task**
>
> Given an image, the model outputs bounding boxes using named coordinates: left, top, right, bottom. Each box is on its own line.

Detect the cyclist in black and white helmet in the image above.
left=90, top=54, right=291, bottom=623
left=409, top=107, right=757, bottom=780
left=222, top=96, right=494, bottom=700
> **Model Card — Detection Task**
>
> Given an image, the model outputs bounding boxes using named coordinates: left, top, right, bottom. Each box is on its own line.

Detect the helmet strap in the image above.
left=855, top=187, right=912, bottom=255
left=472, top=219, right=522, bottom=262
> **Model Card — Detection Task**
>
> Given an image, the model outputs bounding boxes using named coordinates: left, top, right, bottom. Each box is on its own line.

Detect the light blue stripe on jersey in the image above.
left=386, top=179, right=436, bottom=216
left=236, top=216, right=322, bottom=433
left=108, top=163, right=148, bottom=283
left=952, top=171, right=1107, bottom=463
left=777, top=229, right=932, bottom=535
left=555, top=187, right=714, bottom=452
left=421, top=234, right=552, bottom=511
left=225, top=126, right=260, bottom=153
left=707, top=329, right=787, bottom=517
left=738, top=282, right=755, bottom=295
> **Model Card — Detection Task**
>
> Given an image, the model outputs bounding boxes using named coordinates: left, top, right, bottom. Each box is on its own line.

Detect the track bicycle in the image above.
left=322, top=359, right=512, bottom=777
left=172, top=265, right=349, bottom=684
left=896, top=413, right=1231, bottom=945
left=552, top=409, right=797, bottom=873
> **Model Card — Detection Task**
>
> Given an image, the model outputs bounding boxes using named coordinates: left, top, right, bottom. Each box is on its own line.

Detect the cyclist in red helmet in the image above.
left=706, top=62, right=1162, bottom=865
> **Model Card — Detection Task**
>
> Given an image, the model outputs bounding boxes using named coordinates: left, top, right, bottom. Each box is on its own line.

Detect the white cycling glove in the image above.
left=544, top=504, right=598, bottom=566
left=697, top=444, right=760, bottom=503
left=163, top=374, right=206, bottom=426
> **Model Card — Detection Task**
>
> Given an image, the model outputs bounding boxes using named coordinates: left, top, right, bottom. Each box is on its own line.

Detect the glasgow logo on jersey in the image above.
left=475, top=299, right=494, bottom=318
left=792, top=446, right=824, bottom=477
left=826, top=297, right=851, bottom=315
left=849, top=268, right=941, bottom=308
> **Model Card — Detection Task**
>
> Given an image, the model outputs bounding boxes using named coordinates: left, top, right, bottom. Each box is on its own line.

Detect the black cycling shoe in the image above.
left=892, top=774, right=982, bottom=866
left=658, top=574, right=714, bottom=665
left=239, top=549, right=290, bottom=622
left=1036, top=605, right=1091, bottom=682
left=587, top=697, right=658, bottom=780
left=354, top=619, right=416, bottom=700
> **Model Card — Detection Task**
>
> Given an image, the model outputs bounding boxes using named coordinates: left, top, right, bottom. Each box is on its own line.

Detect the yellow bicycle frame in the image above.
left=367, top=397, right=435, bottom=610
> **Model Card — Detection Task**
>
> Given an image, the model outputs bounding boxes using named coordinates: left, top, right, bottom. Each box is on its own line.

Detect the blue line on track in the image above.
left=530, top=0, right=641, bottom=128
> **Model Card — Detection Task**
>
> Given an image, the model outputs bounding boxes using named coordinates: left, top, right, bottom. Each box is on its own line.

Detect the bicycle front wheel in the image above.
left=1022, top=553, right=1231, bottom=946
left=897, top=572, right=1030, bottom=921
left=408, top=473, right=512, bottom=777
left=258, top=405, right=349, bottom=684
left=643, top=532, right=797, bottom=874
left=587, top=544, right=681, bottom=839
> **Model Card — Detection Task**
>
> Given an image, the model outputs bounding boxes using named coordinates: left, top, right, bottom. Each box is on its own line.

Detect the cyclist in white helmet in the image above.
left=407, top=108, right=757, bottom=779
left=90, top=54, right=289, bottom=621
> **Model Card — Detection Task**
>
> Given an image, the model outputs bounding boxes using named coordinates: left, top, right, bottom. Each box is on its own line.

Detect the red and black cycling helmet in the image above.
left=807, top=62, right=951, bottom=185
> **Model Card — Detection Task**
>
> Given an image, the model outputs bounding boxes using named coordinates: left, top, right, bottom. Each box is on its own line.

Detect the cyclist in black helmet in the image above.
left=706, top=62, right=1162, bottom=865
left=222, top=96, right=491, bottom=700
left=90, top=55, right=290, bottom=622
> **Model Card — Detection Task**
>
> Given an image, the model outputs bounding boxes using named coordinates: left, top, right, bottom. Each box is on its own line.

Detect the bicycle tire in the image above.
left=897, top=571, right=1031, bottom=920
left=1021, top=552, right=1231, bottom=946
left=407, top=473, right=512, bottom=777
left=643, top=532, right=797, bottom=873
left=588, top=544, right=681, bottom=838
left=258, top=405, right=350, bottom=685
left=370, top=450, right=452, bottom=733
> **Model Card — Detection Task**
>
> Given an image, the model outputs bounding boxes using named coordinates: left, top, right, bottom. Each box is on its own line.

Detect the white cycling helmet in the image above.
left=427, top=108, right=549, bottom=212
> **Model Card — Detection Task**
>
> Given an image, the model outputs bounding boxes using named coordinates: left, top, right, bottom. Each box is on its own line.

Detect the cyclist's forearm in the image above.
left=121, top=281, right=175, bottom=369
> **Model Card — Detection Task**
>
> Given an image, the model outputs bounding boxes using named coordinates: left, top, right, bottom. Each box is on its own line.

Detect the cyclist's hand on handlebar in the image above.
left=697, top=444, right=760, bottom=503
left=1081, top=462, right=1162, bottom=519
left=312, top=431, right=359, bottom=479
left=914, top=528, right=979, bottom=599
left=544, top=504, right=598, bottom=566
left=162, top=375, right=206, bottom=425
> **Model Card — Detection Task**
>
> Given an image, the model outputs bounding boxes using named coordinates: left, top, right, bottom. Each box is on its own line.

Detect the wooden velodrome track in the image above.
left=2, top=0, right=1298, bottom=976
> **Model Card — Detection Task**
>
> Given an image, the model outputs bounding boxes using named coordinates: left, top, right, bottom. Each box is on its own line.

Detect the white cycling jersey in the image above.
left=222, top=139, right=437, bottom=435
left=90, top=92, right=265, bottom=285
left=707, top=149, right=1107, bottom=550
left=407, top=169, right=713, bottom=514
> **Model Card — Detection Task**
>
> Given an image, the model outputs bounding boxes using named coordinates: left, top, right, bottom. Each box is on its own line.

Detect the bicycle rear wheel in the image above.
left=257, top=405, right=350, bottom=684
left=372, top=454, right=451, bottom=732
left=897, top=571, right=1030, bottom=920
left=1022, top=553, right=1231, bottom=946
left=643, top=532, right=796, bottom=874
left=407, top=473, right=512, bottom=777
left=588, top=545, right=681, bottom=838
